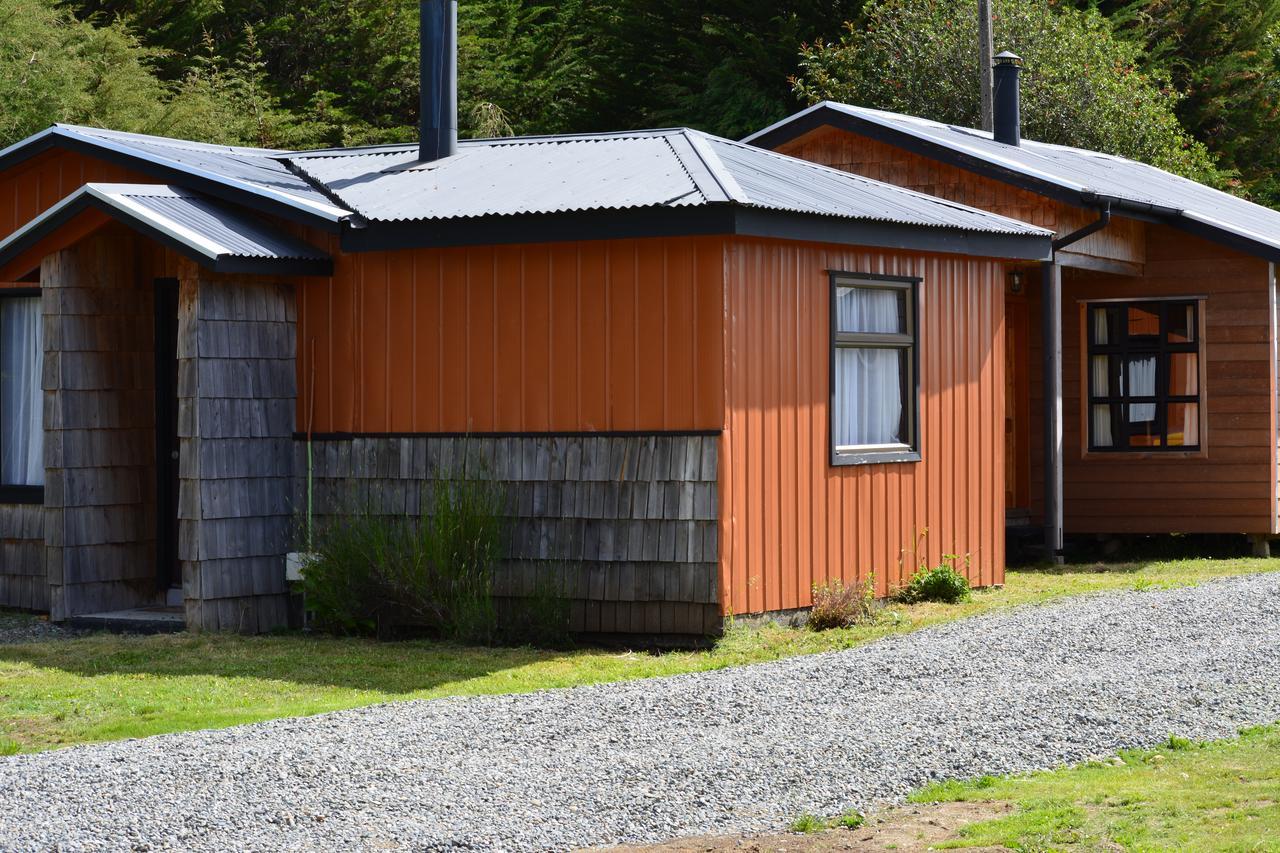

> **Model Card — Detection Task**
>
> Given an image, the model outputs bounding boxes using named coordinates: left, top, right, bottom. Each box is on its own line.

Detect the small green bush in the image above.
left=808, top=576, right=875, bottom=631
left=789, top=813, right=824, bottom=833
left=833, top=810, right=865, bottom=829
left=1166, top=733, right=1194, bottom=751
left=895, top=555, right=972, bottom=604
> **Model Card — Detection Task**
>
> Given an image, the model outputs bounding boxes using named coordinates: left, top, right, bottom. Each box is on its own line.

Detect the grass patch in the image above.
left=910, top=723, right=1280, bottom=850
left=0, top=556, right=1275, bottom=753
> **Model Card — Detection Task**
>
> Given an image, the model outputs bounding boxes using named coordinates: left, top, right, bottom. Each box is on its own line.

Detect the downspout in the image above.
left=1040, top=202, right=1111, bottom=563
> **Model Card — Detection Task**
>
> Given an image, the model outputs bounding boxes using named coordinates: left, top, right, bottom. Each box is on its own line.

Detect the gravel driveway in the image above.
left=2, top=573, right=1279, bottom=852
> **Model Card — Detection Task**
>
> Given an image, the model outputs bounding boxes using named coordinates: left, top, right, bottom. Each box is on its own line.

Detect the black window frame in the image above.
left=0, top=288, right=44, bottom=504
left=828, top=272, right=921, bottom=466
left=1084, top=298, right=1202, bottom=454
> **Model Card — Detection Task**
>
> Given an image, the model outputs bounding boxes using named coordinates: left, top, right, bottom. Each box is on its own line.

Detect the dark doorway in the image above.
left=154, top=279, right=180, bottom=591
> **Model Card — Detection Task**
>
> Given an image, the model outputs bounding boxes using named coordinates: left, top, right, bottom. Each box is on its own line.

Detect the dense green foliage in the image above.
left=303, top=472, right=512, bottom=643
left=4, top=0, right=1280, bottom=204
left=793, top=0, right=1221, bottom=184
left=1088, top=0, right=1280, bottom=200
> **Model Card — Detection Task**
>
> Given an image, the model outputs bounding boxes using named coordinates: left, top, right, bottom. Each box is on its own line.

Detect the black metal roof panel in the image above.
left=0, top=183, right=332, bottom=276
left=285, top=127, right=1051, bottom=238
left=744, top=102, right=1280, bottom=260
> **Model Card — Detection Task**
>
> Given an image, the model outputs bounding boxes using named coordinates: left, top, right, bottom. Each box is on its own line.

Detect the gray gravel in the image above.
left=2, top=573, right=1279, bottom=852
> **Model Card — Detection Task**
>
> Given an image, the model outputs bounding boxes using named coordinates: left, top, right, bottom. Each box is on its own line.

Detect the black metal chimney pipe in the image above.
left=992, top=51, right=1022, bottom=146
left=419, top=0, right=457, bottom=162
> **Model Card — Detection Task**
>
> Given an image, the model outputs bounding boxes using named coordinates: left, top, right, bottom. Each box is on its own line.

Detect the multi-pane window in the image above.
left=1085, top=299, right=1201, bottom=452
left=830, top=275, right=918, bottom=464
left=0, top=292, right=43, bottom=495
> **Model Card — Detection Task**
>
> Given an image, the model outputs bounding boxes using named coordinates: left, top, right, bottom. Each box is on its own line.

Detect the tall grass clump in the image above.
left=301, top=463, right=514, bottom=644
left=808, top=576, right=875, bottom=630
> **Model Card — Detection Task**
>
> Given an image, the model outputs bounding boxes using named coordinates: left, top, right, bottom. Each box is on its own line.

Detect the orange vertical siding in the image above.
left=720, top=237, right=1006, bottom=615
left=295, top=237, right=726, bottom=434
left=0, top=150, right=148, bottom=245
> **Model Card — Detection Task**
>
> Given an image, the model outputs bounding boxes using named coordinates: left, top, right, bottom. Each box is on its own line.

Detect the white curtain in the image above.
left=1126, top=356, right=1156, bottom=424
left=1, top=297, right=43, bottom=486
left=1091, top=308, right=1109, bottom=345
left=1091, top=405, right=1113, bottom=448
left=834, top=287, right=903, bottom=447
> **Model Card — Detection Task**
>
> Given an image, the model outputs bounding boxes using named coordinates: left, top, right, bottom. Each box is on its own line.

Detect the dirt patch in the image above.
left=600, top=801, right=1013, bottom=852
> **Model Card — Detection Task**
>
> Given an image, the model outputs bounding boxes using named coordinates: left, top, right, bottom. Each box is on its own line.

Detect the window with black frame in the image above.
left=829, top=274, right=919, bottom=465
left=1085, top=299, right=1201, bottom=452
left=0, top=290, right=43, bottom=500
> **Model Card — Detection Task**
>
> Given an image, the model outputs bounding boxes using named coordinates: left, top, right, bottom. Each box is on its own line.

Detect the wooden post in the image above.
left=978, top=0, right=994, bottom=132
left=1041, top=260, right=1064, bottom=563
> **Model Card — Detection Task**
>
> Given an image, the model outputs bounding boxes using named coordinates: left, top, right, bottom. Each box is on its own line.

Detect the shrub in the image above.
left=301, top=463, right=574, bottom=646
left=808, top=576, right=875, bottom=631
left=895, top=556, right=972, bottom=604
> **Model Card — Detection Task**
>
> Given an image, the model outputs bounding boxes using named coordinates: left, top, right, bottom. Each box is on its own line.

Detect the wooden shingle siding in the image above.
left=42, top=228, right=162, bottom=618
left=178, top=262, right=296, bottom=633
left=0, top=504, right=46, bottom=610
left=299, top=434, right=721, bottom=636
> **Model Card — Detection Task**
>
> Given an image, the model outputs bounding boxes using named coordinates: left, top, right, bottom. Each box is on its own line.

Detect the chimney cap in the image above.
left=994, top=51, right=1022, bottom=66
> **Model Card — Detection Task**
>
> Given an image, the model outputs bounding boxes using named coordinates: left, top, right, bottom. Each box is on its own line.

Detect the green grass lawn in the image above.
left=911, top=724, right=1280, bottom=850
left=0, top=556, right=1275, bottom=754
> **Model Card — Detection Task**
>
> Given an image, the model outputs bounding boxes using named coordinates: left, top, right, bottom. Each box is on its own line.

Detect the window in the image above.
left=1085, top=299, right=1202, bottom=452
left=0, top=290, right=43, bottom=499
left=830, top=274, right=919, bottom=465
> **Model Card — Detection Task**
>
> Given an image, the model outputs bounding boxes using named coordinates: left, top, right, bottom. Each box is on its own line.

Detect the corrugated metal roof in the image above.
left=0, top=125, right=351, bottom=224
left=0, top=183, right=331, bottom=276
left=101, top=184, right=331, bottom=261
left=700, top=135, right=1047, bottom=235
left=744, top=102, right=1280, bottom=259
left=285, top=128, right=1051, bottom=237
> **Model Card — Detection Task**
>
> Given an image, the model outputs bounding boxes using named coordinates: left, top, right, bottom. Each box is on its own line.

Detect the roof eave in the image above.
left=0, top=126, right=350, bottom=234
left=0, top=185, right=334, bottom=279
left=745, top=105, right=1280, bottom=264
left=341, top=204, right=1051, bottom=261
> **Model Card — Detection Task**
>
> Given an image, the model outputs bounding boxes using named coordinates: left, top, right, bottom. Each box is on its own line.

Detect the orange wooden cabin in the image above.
left=0, top=118, right=1049, bottom=634
left=747, top=56, right=1280, bottom=560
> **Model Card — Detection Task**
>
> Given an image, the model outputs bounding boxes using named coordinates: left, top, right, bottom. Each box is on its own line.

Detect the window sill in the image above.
left=0, top=485, right=43, bottom=505
left=1081, top=449, right=1206, bottom=461
left=831, top=448, right=921, bottom=467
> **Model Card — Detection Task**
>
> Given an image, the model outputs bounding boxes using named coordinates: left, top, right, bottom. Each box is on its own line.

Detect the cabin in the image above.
left=745, top=54, right=1280, bottom=561
left=0, top=3, right=1055, bottom=636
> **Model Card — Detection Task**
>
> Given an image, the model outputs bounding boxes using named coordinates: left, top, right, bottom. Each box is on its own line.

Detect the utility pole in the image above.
left=978, top=0, right=994, bottom=132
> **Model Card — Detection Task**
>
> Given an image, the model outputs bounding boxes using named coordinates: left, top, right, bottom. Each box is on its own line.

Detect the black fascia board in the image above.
left=1166, top=216, right=1280, bottom=265
left=341, top=206, right=740, bottom=252
left=344, top=204, right=1051, bottom=261
left=732, top=208, right=1052, bottom=261
left=0, top=131, right=344, bottom=235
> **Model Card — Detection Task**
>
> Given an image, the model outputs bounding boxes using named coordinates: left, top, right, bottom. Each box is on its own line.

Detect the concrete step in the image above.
left=69, top=607, right=185, bottom=635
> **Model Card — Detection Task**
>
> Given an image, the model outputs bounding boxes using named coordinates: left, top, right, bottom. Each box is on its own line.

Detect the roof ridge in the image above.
left=678, top=130, right=749, bottom=205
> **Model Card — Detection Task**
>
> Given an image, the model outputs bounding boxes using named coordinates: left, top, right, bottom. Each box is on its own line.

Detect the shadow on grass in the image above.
left=0, top=630, right=586, bottom=695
